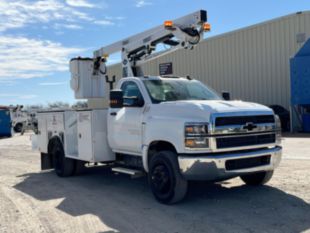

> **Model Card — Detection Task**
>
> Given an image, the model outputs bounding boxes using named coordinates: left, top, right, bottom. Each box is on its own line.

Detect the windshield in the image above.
left=143, top=79, right=221, bottom=103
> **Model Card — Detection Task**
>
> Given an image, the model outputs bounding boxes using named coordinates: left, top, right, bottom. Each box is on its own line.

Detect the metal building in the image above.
left=90, top=11, right=310, bottom=115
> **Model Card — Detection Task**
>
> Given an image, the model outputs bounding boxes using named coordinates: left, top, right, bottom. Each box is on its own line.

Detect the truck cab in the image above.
left=107, top=76, right=282, bottom=203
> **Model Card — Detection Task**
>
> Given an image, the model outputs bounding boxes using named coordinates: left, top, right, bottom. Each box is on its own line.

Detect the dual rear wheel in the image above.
left=51, top=140, right=85, bottom=177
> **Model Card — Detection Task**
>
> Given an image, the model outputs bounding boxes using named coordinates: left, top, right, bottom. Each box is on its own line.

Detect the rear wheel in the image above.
left=148, top=151, right=188, bottom=204
left=240, top=170, right=274, bottom=185
left=14, top=123, right=23, bottom=133
left=52, top=140, right=75, bottom=177
left=74, top=160, right=86, bottom=175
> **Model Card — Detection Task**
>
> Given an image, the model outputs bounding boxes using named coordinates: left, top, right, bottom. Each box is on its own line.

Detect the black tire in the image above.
left=240, top=170, right=274, bottom=185
left=74, top=160, right=86, bottom=175
left=148, top=151, right=188, bottom=204
left=51, top=140, right=75, bottom=177
left=14, top=123, right=23, bottom=133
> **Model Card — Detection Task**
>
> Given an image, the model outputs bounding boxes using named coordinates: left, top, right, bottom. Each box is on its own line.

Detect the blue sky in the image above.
left=0, top=0, right=309, bottom=106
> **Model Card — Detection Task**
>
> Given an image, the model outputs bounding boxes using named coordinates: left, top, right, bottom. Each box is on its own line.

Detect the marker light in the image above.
left=203, top=23, right=211, bottom=31
left=164, top=20, right=173, bottom=28
left=185, top=138, right=209, bottom=149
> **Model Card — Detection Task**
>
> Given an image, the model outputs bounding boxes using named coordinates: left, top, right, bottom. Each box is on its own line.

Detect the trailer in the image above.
left=0, top=106, right=12, bottom=137
left=34, top=10, right=282, bottom=204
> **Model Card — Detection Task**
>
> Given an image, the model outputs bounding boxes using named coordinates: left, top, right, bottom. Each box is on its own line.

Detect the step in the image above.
left=112, top=167, right=145, bottom=178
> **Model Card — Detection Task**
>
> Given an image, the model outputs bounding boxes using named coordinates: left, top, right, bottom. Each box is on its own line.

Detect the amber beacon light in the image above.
left=164, top=20, right=174, bottom=28
left=203, top=23, right=211, bottom=31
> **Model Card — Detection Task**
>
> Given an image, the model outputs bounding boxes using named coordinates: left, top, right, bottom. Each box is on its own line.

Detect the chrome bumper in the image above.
left=178, top=146, right=282, bottom=181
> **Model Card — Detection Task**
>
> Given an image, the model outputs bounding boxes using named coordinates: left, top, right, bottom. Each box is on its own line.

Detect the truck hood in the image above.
left=150, top=100, right=273, bottom=122
left=163, top=100, right=272, bottom=113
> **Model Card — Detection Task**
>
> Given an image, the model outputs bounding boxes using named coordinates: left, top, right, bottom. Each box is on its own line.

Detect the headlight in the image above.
left=275, top=115, right=282, bottom=144
left=185, top=123, right=208, bottom=136
left=184, top=123, right=209, bottom=149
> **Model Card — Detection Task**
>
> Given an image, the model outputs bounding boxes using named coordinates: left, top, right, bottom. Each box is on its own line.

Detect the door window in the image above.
left=121, top=81, right=144, bottom=107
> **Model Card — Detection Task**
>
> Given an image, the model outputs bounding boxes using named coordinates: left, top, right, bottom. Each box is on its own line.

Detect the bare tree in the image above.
left=24, top=104, right=44, bottom=111
left=47, top=101, right=70, bottom=109
left=72, top=101, right=88, bottom=109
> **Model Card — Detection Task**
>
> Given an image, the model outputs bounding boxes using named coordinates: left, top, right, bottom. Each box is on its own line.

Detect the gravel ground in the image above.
left=0, top=133, right=310, bottom=233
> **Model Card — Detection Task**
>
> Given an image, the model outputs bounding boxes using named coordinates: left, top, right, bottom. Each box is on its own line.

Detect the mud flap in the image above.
left=41, top=153, right=54, bottom=170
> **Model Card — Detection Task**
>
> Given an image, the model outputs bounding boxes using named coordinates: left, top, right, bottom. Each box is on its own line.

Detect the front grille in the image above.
left=216, top=134, right=276, bottom=149
left=215, top=115, right=275, bottom=126
left=225, top=155, right=271, bottom=171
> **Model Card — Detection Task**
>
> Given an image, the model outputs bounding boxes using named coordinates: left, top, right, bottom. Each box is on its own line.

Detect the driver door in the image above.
left=108, top=81, right=145, bottom=154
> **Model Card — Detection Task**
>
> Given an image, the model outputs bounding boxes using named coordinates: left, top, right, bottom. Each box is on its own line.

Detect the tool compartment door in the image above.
left=92, top=109, right=115, bottom=162
left=77, top=111, right=93, bottom=161
left=37, top=113, right=48, bottom=153
left=64, top=111, right=78, bottom=158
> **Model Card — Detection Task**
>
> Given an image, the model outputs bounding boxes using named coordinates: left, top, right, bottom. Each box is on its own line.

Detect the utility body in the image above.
left=35, top=10, right=282, bottom=204
left=7, top=105, right=37, bottom=133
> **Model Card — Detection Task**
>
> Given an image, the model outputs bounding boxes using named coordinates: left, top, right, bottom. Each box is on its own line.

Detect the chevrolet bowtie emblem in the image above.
left=243, top=122, right=257, bottom=131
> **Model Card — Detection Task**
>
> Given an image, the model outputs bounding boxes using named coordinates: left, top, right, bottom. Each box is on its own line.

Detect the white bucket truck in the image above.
left=35, top=10, right=282, bottom=204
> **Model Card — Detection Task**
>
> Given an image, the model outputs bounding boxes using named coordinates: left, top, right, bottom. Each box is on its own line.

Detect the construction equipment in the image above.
left=70, top=10, right=209, bottom=99
left=34, top=10, right=282, bottom=204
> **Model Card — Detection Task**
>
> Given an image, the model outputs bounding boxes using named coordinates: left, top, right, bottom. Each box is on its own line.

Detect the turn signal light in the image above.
left=185, top=139, right=196, bottom=147
left=203, top=23, right=211, bottom=31
left=164, top=20, right=173, bottom=28
left=110, top=100, right=118, bottom=104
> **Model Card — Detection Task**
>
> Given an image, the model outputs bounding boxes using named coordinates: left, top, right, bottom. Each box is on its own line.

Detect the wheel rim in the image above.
left=151, top=163, right=173, bottom=198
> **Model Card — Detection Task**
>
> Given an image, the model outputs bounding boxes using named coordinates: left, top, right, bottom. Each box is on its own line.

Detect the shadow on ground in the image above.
left=14, top=167, right=310, bottom=233
left=282, top=133, right=310, bottom=138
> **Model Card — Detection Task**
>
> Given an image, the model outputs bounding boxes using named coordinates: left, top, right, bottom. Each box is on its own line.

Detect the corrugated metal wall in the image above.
left=90, top=12, right=310, bottom=109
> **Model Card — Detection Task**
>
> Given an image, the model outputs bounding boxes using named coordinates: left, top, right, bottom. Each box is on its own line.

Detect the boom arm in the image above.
left=93, top=10, right=209, bottom=77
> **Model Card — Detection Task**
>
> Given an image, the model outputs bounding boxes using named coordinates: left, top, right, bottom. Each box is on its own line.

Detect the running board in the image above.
left=112, top=167, right=145, bottom=178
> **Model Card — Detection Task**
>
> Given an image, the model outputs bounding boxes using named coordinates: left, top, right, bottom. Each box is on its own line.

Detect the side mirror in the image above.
left=123, top=96, right=144, bottom=107
left=110, top=89, right=123, bottom=108
left=222, top=92, right=230, bottom=101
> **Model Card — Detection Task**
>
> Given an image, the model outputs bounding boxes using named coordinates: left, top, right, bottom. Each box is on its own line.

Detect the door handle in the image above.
left=110, top=112, right=117, bottom=116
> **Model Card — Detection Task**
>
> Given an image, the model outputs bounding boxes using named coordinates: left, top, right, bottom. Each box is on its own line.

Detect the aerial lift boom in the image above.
left=93, top=10, right=210, bottom=77
left=69, top=10, right=210, bottom=101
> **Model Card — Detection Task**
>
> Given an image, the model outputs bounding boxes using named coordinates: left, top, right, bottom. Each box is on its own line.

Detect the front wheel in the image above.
left=240, top=170, right=274, bottom=185
left=148, top=151, right=188, bottom=204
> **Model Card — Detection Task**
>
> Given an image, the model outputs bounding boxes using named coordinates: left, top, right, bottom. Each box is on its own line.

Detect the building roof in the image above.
left=203, top=11, right=310, bottom=43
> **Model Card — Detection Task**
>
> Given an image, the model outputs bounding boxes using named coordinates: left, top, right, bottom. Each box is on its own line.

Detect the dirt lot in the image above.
left=0, top=133, right=310, bottom=233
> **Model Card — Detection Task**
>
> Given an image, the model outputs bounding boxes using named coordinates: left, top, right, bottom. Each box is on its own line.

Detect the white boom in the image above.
left=69, top=10, right=210, bottom=100
left=93, top=10, right=209, bottom=77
